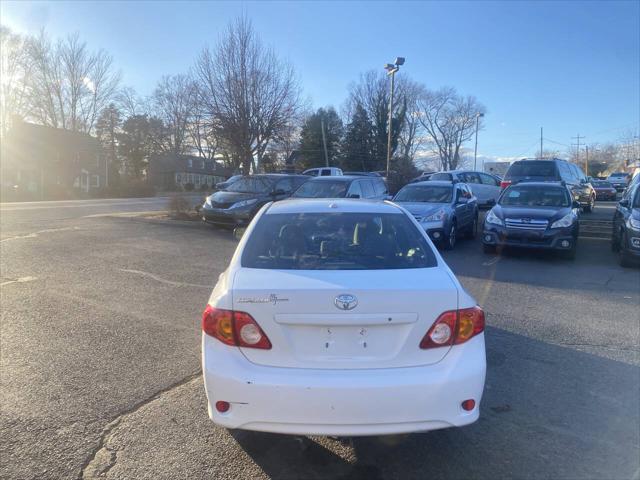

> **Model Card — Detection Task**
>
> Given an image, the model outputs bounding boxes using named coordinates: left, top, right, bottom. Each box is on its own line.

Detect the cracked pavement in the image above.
left=1, top=199, right=638, bottom=479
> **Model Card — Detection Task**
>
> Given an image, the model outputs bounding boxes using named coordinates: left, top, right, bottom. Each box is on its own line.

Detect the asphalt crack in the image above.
left=119, top=268, right=212, bottom=289
left=79, top=371, right=202, bottom=479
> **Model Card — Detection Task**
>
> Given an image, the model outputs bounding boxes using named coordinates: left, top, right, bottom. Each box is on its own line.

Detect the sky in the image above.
left=1, top=0, right=639, bottom=163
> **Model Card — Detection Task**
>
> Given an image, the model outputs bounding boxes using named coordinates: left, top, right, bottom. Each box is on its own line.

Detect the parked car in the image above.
left=501, top=158, right=596, bottom=212
left=393, top=181, right=479, bottom=250
left=202, top=198, right=486, bottom=436
left=291, top=175, right=388, bottom=200
left=429, top=170, right=501, bottom=208
left=201, top=174, right=309, bottom=227
left=591, top=180, right=618, bottom=201
left=215, top=174, right=243, bottom=191
left=611, top=182, right=640, bottom=267
left=607, top=172, right=631, bottom=192
left=303, top=167, right=343, bottom=177
left=482, top=182, right=580, bottom=259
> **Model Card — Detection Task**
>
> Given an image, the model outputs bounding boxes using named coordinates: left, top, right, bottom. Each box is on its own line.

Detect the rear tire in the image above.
left=611, top=230, right=621, bottom=252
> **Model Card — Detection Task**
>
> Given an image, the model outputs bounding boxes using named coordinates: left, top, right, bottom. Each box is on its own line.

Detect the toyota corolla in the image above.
left=202, top=199, right=486, bottom=436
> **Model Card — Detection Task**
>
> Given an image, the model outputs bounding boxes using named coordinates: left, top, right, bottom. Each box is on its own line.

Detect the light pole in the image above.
left=473, top=112, right=484, bottom=171
left=384, top=57, right=404, bottom=181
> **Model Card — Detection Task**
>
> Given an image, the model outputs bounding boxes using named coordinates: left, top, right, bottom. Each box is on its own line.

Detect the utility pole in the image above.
left=473, top=112, right=484, bottom=170
left=571, top=134, right=585, bottom=165
left=540, top=127, right=543, bottom=158
left=384, top=57, right=404, bottom=180
left=320, top=117, right=329, bottom=167
left=585, top=145, right=589, bottom=177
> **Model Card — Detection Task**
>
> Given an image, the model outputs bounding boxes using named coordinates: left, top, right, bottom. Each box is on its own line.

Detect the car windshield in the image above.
left=609, top=173, right=627, bottom=178
left=506, top=161, right=557, bottom=178
left=394, top=185, right=452, bottom=203
left=241, top=212, right=436, bottom=270
left=500, top=186, right=570, bottom=207
left=292, top=180, right=349, bottom=198
left=225, top=177, right=272, bottom=193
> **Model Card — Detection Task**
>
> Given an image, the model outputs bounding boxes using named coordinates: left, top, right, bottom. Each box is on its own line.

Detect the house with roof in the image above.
left=147, top=153, right=232, bottom=191
left=1, top=120, right=105, bottom=200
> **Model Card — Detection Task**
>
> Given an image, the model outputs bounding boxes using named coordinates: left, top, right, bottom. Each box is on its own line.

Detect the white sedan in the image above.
left=202, top=198, right=486, bottom=436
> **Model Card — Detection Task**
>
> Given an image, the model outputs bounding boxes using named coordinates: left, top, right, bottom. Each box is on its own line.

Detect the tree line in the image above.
left=0, top=17, right=487, bottom=190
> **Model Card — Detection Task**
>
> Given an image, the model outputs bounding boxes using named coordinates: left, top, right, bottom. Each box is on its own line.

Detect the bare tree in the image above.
left=397, top=79, right=424, bottom=161
left=417, top=87, right=486, bottom=171
left=151, top=74, right=197, bottom=155
left=0, top=26, right=32, bottom=137
left=22, top=30, right=120, bottom=133
left=116, top=86, right=145, bottom=118
left=194, top=16, right=301, bottom=173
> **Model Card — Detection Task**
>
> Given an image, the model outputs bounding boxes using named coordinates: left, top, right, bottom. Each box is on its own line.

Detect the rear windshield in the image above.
left=593, top=181, right=613, bottom=187
left=241, top=212, right=437, bottom=270
left=394, top=185, right=452, bottom=203
left=506, top=161, right=558, bottom=179
left=500, top=186, right=570, bottom=207
left=226, top=177, right=272, bottom=193
left=609, top=173, right=628, bottom=178
left=292, top=180, right=349, bottom=198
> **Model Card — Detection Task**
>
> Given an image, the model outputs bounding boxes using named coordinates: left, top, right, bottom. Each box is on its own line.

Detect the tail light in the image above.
left=202, top=305, right=272, bottom=349
left=420, top=306, right=485, bottom=349
left=500, top=180, right=511, bottom=190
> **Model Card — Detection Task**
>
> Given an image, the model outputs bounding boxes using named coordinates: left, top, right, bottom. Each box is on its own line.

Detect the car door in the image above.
left=454, top=185, right=471, bottom=228
left=479, top=173, right=501, bottom=204
left=616, top=185, right=635, bottom=235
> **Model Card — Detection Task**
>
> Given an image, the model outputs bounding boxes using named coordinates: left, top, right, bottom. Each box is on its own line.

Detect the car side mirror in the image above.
left=385, top=195, right=394, bottom=201
left=348, top=193, right=360, bottom=199
left=572, top=200, right=580, bottom=209
left=272, top=188, right=286, bottom=196
left=619, top=199, right=629, bottom=207
left=233, top=227, right=246, bottom=241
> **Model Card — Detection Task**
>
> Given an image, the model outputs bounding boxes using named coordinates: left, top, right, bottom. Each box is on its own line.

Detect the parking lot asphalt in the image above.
left=1, top=199, right=638, bottom=480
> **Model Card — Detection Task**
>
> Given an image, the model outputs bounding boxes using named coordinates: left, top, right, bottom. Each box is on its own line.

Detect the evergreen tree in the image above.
left=298, top=107, right=344, bottom=169
left=95, top=104, right=122, bottom=188
left=340, top=103, right=374, bottom=172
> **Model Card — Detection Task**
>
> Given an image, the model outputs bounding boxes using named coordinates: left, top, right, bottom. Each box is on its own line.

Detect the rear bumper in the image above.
left=595, top=191, right=617, bottom=200
left=482, top=224, right=576, bottom=250
left=202, top=334, right=486, bottom=436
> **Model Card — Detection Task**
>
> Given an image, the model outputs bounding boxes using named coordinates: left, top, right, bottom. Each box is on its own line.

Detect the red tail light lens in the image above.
left=202, top=305, right=272, bottom=349
left=500, top=180, right=511, bottom=189
left=420, top=306, right=485, bottom=349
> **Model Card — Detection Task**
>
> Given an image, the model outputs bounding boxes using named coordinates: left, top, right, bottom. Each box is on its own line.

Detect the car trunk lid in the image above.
left=232, top=267, right=458, bottom=369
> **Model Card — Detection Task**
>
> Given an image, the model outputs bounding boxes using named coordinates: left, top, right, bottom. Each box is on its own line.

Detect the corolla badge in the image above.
left=334, top=294, right=358, bottom=311
left=237, top=294, right=289, bottom=305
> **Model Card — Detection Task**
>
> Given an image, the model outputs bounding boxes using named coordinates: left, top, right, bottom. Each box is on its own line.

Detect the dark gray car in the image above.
left=291, top=175, right=388, bottom=199
left=202, top=174, right=309, bottom=227
left=393, top=181, right=479, bottom=250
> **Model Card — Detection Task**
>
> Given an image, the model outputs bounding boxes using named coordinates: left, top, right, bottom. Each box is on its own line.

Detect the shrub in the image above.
left=168, top=194, right=191, bottom=218
left=184, top=182, right=195, bottom=191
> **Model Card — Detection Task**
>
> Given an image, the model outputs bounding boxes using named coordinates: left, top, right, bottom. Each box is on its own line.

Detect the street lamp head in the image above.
left=395, top=57, right=405, bottom=66
left=384, top=63, right=395, bottom=71
left=477, top=112, right=485, bottom=118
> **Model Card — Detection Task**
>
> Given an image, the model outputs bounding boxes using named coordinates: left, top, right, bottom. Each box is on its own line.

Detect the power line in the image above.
left=571, top=134, right=585, bottom=163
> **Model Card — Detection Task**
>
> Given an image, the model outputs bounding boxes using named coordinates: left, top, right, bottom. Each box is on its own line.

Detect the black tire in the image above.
left=444, top=222, right=457, bottom=250
left=466, top=215, right=478, bottom=239
left=583, top=196, right=595, bottom=213
left=611, top=230, right=621, bottom=252
left=619, top=234, right=633, bottom=268
left=483, top=244, right=496, bottom=254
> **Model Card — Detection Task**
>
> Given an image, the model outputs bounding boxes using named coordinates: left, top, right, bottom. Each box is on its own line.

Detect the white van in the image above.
left=303, top=167, right=343, bottom=177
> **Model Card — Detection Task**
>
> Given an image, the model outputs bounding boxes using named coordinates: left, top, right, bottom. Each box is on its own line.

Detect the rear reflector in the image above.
left=500, top=180, right=511, bottom=189
left=420, top=306, right=485, bottom=349
left=215, top=401, right=230, bottom=413
left=461, top=399, right=476, bottom=411
left=202, top=306, right=272, bottom=349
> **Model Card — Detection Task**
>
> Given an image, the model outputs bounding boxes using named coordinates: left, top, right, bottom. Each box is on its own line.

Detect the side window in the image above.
left=463, top=172, right=482, bottom=184
left=558, top=162, right=572, bottom=182
left=347, top=181, right=363, bottom=198
left=292, top=177, right=308, bottom=189
left=276, top=178, right=295, bottom=193
left=573, top=164, right=586, bottom=182
left=361, top=180, right=375, bottom=198
left=320, top=169, right=332, bottom=176
left=480, top=173, right=499, bottom=186
left=431, top=173, right=452, bottom=181
left=464, top=185, right=473, bottom=198
left=374, top=179, right=387, bottom=196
